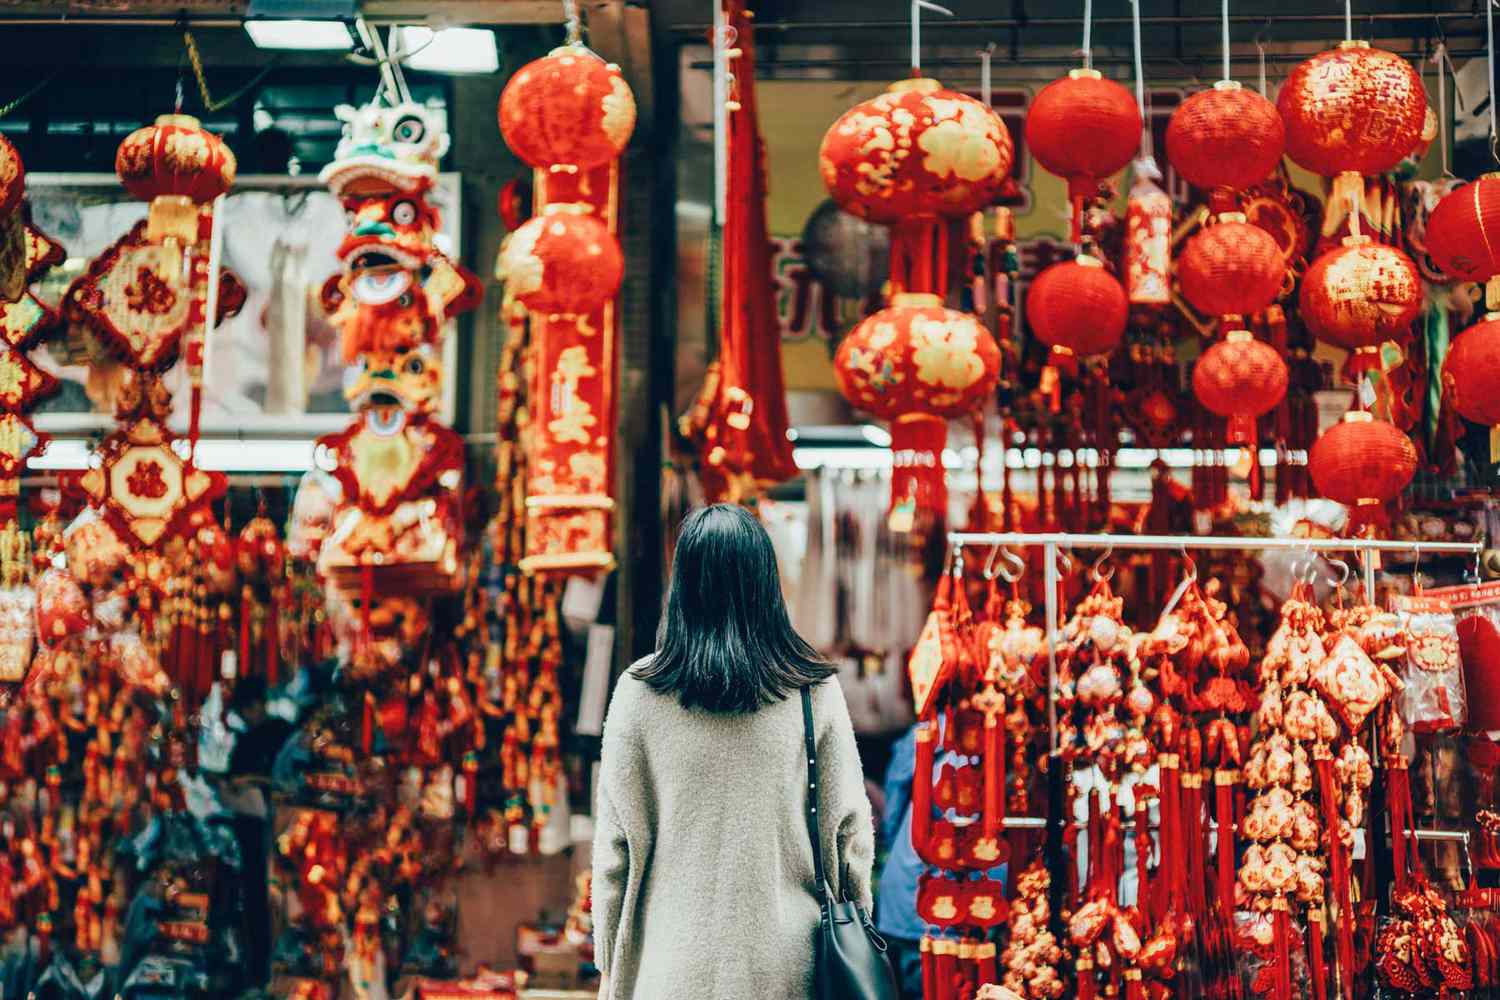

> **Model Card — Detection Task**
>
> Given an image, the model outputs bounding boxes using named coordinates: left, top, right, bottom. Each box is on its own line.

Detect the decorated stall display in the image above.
left=681, top=0, right=799, bottom=502
left=497, top=40, right=635, bottom=575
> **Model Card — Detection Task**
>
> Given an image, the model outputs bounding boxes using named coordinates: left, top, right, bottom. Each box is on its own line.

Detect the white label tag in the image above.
left=562, top=575, right=606, bottom=627
left=221, top=650, right=237, bottom=680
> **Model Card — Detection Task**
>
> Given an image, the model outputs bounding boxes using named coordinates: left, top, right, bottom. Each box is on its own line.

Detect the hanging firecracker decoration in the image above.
left=499, top=37, right=635, bottom=575
left=1424, top=174, right=1500, bottom=283
left=1025, top=256, right=1128, bottom=373
left=1308, top=410, right=1417, bottom=530
left=833, top=294, right=1000, bottom=525
left=497, top=205, right=623, bottom=317
left=1442, top=315, right=1500, bottom=426
left=497, top=44, right=636, bottom=172
left=819, top=77, right=1012, bottom=293
left=1277, top=43, right=1427, bottom=180
left=1166, top=80, right=1285, bottom=194
left=1025, top=69, right=1141, bottom=241
left=1299, top=237, right=1422, bottom=355
left=1193, top=329, right=1289, bottom=444
left=1125, top=160, right=1173, bottom=306
left=1177, top=215, right=1287, bottom=320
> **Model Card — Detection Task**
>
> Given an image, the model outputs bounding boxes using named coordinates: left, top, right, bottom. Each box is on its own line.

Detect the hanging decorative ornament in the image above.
left=114, top=113, right=236, bottom=248
left=1177, top=215, right=1287, bottom=320
left=1025, top=256, right=1128, bottom=372
left=832, top=294, right=1000, bottom=522
left=1299, top=237, right=1422, bottom=352
left=1308, top=410, right=1417, bottom=530
left=1424, top=174, right=1500, bottom=283
left=496, top=204, right=624, bottom=317
left=1166, top=81, right=1286, bottom=193
left=1193, top=329, right=1289, bottom=443
left=1025, top=69, right=1141, bottom=241
left=1276, top=43, right=1427, bottom=179
left=497, top=44, right=636, bottom=172
left=1125, top=159, right=1173, bottom=306
left=1441, top=315, right=1500, bottom=425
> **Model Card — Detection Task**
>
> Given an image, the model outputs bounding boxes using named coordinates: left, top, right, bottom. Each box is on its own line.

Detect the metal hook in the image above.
left=1091, top=546, right=1115, bottom=583
left=1326, top=557, right=1351, bottom=590
left=951, top=542, right=965, bottom=579
left=1180, top=546, right=1198, bottom=586
left=1411, top=544, right=1423, bottom=592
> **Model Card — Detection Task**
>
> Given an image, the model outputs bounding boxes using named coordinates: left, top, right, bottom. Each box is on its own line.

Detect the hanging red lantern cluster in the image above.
left=833, top=294, right=1001, bottom=519
left=1424, top=174, right=1500, bottom=283
left=1276, top=42, right=1427, bottom=179
left=1193, top=330, right=1288, bottom=445
left=1299, top=236, right=1422, bottom=352
left=1166, top=81, right=1285, bottom=193
left=499, top=44, right=635, bottom=574
left=1177, top=216, right=1286, bottom=319
left=497, top=45, right=636, bottom=172
left=1025, top=255, right=1128, bottom=373
left=1308, top=410, right=1417, bottom=530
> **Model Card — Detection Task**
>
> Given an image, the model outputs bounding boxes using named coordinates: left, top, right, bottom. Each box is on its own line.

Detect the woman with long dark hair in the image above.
left=592, top=504, right=875, bottom=1000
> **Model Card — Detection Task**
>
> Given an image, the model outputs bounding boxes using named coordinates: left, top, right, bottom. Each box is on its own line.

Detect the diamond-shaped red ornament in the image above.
left=0, top=411, right=45, bottom=480
left=77, top=416, right=226, bottom=549
left=0, top=293, right=58, bottom=351
left=0, top=346, right=56, bottom=413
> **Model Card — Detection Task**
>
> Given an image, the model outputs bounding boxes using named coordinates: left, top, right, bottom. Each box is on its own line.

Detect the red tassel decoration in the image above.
left=1124, top=968, right=1145, bottom=1000
left=361, top=691, right=375, bottom=756
left=913, top=723, right=935, bottom=859
left=1272, top=898, right=1293, bottom=1000
left=981, top=693, right=1005, bottom=838
left=238, top=587, right=252, bottom=678
left=1314, top=750, right=1354, bottom=1000
left=975, top=941, right=997, bottom=989
left=934, top=938, right=958, bottom=1000
left=921, top=936, right=938, bottom=1000
left=1215, top=769, right=1237, bottom=922
left=1307, top=909, right=1330, bottom=1000
left=1077, top=957, right=1097, bottom=1000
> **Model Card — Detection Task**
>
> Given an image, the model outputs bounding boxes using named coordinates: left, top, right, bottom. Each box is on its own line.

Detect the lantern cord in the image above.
left=1220, top=0, right=1231, bottom=82
left=1432, top=42, right=1451, bottom=176
left=1344, top=0, right=1353, bottom=43
left=1489, top=0, right=1499, bottom=165
left=910, top=0, right=954, bottom=75
left=1256, top=20, right=1270, bottom=97
left=183, top=30, right=277, bottom=113
left=1130, top=0, right=1150, bottom=157
left=1082, top=0, right=1094, bottom=69
left=562, top=0, right=582, bottom=45
left=713, top=0, right=728, bottom=223
left=979, top=41, right=995, bottom=106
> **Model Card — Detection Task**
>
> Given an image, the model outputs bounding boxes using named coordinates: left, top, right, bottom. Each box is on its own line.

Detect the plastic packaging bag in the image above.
left=1390, top=593, right=1467, bottom=732
left=1427, top=581, right=1500, bottom=731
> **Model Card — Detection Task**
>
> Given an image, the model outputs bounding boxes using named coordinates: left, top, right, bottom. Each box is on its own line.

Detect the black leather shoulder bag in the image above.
left=801, top=685, right=899, bottom=1000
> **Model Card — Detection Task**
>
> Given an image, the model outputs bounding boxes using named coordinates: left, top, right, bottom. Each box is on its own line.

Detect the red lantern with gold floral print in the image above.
left=834, top=294, right=1000, bottom=520
left=1425, top=175, right=1500, bottom=283
left=1299, top=236, right=1422, bottom=351
left=1192, top=329, right=1288, bottom=443
left=1026, top=70, right=1141, bottom=199
left=1177, top=216, right=1286, bottom=319
left=498, top=204, right=623, bottom=317
left=1308, top=410, right=1416, bottom=528
left=1276, top=42, right=1427, bottom=178
left=115, top=114, right=236, bottom=246
left=1025, top=255, right=1128, bottom=371
left=1166, top=81, right=1285, bottom=193
left=819, top=78, right=1013, bottom=225
left=1441, top=316, right=1500, bottom=426
left=498, top=45, right=636, bottom=172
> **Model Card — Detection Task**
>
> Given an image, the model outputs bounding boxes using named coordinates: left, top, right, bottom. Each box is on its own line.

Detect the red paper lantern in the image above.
left=1025, top=256, right=1128, bottom=370
left=819, top=78, right=1013, bottom=225
left=1177, top=217, right=1286, bottom=318
left=1276, top=42, right=1427, bottom=178
left=1192, top=329, right=1288, bottom=443
left=1441, top=316, right=1500, bottom=426
left=1166, top=81, right=1285, bottom=192
left=115, top=114, right=236, bottom=203
left=1424, top=175, right=1500, bottom=283
left=1025, top=69, right=1142, bottom=198
left=834, top=294, right=1000, bottom=519
left=498, top=204, right=623, bottom=316
left=498, top=45, right=637, bottom=171
left=1299, top=237, right=1422, bottom=351
left=1308, top=411, right=1416, bottom=528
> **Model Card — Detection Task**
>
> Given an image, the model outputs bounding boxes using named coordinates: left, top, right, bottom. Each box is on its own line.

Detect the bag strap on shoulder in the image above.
left=801, top=685, right=831, bottom=905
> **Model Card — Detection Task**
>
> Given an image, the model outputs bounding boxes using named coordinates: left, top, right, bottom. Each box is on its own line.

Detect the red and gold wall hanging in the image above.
left=498, top=42, right=635, bottom=575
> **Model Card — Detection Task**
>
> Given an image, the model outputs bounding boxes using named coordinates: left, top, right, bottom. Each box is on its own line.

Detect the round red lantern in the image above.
left=834, top=294, right=1001, bottom=519
left=1177, top=216, right=1286, bottom=318
left=819, top=78, right=1013, bottom=225
left=1165, top=81, right=1285, bottom=192
left=1424, top=175, right=1500, bottom=283
left=1308, top=410, right=1416, bottom=529
left=497, top=204, right=623, bottom=316
left=1299, top=237, right=1422, bottom=351
left=1192, top=329, right=1288, bottom=443
left=1442, top=316, right=1500, bottom=426
left=1025, top=255, right=1128, bottom=370
left=498, top=45, right=637, bottom=171
left=1276, top=42, right=1427, bottom=178
left=115, top=113, right=236, bottom=247
left=1025, top=69, right=1141, bottom=198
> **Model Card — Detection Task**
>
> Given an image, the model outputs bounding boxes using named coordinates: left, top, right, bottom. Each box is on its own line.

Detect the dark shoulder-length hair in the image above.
left=634, top=504, right=833, bottom=713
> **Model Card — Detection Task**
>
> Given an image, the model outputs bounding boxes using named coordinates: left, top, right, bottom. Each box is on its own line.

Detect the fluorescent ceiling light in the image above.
left=400, top=26, right=499, bottom=74
left=30, top=439, right=314, bottom=473
left=244, top=19, right=354, bottom=50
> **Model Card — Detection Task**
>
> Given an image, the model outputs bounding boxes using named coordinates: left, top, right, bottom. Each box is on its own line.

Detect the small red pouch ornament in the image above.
left=1310, top=632, right=1393, bottom=732
left=917, top=872, right=966, bottom=928
left=932, top=763, right=982, bottom=815
left=1427, top=581, right=1500, bottom=731
left=958, top=827, right=1008, bottom=870
left=1389, top=592, right=1466, bottom=731
left=963, top=878, right=1009, bottom=928
left=921, top=819, right=961, bottom=869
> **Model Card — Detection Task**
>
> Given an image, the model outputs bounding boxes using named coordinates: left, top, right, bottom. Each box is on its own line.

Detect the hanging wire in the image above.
left=1082, top=0, right=1094, bottom=69
left=1129, top=0, right=1149, bottom=157
left=1344, top=0, right=1353, bottom=43
left=562, top=0, right=582, bottom=44
left=1220, top=0, right=1231, bottom=82
left=911, top=0, right=954, bottom=75
left=0, top=70, right=59, bottom=120
left=1489, top=0, right=1499, bottom=165
left=183, top=29, right=277, bottom=113
left=1433, top=42, right=1452, bottom=176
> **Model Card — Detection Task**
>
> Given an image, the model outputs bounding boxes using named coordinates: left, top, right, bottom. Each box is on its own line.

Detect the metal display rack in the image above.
left=947, top=532, right=1483, bottom=848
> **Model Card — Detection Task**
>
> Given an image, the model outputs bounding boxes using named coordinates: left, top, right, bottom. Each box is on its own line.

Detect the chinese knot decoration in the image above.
left=498, top=43, right=636, bottom=575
